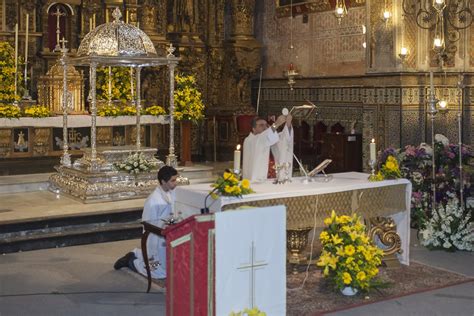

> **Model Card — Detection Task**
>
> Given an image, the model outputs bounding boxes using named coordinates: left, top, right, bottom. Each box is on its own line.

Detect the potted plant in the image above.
left=317, top=211, right=384, bottom=295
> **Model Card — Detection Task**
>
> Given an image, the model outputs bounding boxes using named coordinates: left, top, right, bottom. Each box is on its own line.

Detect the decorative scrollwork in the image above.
left=402, top=0, right=472, bottom=30
left=367, top=216, right=402, bottom=256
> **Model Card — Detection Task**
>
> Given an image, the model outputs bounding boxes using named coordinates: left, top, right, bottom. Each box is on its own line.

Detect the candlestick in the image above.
left=14, top=23, right=18, bottom=100
left=234, top=144, right=241, bottom=172
left=370, top=138, right=376, bottom=162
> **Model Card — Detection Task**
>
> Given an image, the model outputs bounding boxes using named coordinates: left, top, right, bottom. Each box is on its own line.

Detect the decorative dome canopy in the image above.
left=77, top=8, right=156, bottom=57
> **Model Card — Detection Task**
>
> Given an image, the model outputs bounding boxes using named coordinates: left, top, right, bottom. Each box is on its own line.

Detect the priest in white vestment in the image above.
left=242, top=114, right=293, bottom=181
left=114, top=166, right=178, bottom=281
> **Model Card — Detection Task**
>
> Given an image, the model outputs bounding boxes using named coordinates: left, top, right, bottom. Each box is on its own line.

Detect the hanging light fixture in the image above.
left=334, top=0, right=348, bottom=24
left=402, top=0, right=472, bottom=63
left=284, top=0, right=299, bottom=90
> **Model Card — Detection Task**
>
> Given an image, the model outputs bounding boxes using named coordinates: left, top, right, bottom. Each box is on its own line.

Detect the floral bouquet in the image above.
left=97, top=103, right=120, bottom=117
left=114, top=153, right=153, bottom=174
left=210, top=171, right=254, bottom=198
left=317, top=211, right=384, bottom=293
left=23, top=105, right=51, bottom=118
left=144, top=105, right=166, bottom=116
left=121, top=105, right=137, bottom=116
left=173, top=74, right=205, bottom=121
left=419, top=195, right=473, bottom=251
left=0, top=103, right=21, bottom=118
left=370, top=148, right=402, bottom=181
left=96, top=67, right=133, bottom=101
left=229, top=307, right=266, bottom=316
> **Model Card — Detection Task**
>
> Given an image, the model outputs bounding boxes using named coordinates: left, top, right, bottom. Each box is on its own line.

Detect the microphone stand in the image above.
left=201, top=172, right=234, bottom=214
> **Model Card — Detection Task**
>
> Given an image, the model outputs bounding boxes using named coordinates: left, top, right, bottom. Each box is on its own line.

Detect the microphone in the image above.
left=201, top=169, right=234, bottom=214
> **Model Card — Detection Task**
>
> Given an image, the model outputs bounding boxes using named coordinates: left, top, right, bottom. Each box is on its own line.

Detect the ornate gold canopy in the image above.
left=77, top=8, right=156, bottom=57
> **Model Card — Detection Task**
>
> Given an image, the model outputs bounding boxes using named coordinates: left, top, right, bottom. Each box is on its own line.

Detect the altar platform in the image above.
left=0, top=162, right=231, bottom=253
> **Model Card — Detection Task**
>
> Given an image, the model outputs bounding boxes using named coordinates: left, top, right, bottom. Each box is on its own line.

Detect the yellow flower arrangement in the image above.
left=229, top=307, right=266, bottom=316
left=144, top=105, right=166, bottom=116
left=0, top=103, right=21, bottom=118
left=0, top=42, right=23, bottom=103
left=369, top=155, right=402, bottom=181
left=121, top=105, right=137, bottom=116
left=210, top=170, right=254, bottom=198
left=317, top=210, right=384, bottom=292
left=23, top=105, right=51, bottom=118
left=96, top=67, right=133, bottom=101
left=173, top=74, right=205, bottom=121
left=97, top=104, right=120, bottom=117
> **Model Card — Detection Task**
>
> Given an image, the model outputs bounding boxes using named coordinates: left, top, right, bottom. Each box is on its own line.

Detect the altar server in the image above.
left=242, top=114, right=293, bottom=181
left=114, top=166, right=178, bottom=282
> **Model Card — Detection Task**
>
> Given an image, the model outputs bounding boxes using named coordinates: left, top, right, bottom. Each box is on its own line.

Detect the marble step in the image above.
left=0, top=209, right=143, bottom=254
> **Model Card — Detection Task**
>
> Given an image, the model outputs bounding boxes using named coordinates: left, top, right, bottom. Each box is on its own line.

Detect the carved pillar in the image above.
left=224, top=0, right=261, bottom=109
left=141, top=0, right=168, bottom=50
left=367, top=0, right=396, bottom=72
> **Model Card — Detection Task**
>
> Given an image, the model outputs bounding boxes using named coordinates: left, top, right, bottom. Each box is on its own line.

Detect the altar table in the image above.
left=175, top=172, right=412, bottom=265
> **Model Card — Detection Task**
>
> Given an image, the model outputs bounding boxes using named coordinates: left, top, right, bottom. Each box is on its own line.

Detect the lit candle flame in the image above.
left=236, top=144, right=241, bottom=151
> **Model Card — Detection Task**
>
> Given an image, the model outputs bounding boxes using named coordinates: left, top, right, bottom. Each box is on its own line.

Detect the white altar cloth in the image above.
left=175, top=172, right=412, bottom=265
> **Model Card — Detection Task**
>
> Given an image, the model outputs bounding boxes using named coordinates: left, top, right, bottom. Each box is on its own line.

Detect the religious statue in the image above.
left=14, top=131, right=28, bottom=152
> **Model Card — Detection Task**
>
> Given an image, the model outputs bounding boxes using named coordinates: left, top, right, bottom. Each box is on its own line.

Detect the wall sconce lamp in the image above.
left=399, top=47, right=408, bottom=63
left=437, top=99, right=448, bottom=113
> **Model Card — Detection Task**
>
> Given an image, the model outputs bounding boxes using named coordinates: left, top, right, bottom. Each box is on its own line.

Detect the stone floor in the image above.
left=0, top=236, right=472, bottom=315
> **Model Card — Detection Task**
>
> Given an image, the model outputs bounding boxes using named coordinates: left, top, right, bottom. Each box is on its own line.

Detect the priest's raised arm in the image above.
left=242, top=115, right=287, bottom=181
left=271, top=114, right=294, bottom=178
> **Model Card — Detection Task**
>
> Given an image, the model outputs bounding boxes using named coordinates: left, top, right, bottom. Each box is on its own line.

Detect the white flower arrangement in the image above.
left=114, top=153, right=153, bottom=174
left=420, top=195, right=474, bottom=251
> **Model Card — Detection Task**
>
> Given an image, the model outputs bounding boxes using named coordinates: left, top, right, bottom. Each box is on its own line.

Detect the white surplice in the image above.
left=132, top=186, right=175, bottom=279
left=242, top=127, right=279, bottom=181
left=271, top=125, right=294, bottom=177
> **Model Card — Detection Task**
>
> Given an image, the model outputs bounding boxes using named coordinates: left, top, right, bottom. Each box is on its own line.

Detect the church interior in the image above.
left=0, top=0, right=473, bottom=315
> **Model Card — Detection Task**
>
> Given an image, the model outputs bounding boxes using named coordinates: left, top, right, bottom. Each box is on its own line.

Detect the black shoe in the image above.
left=114, top=252, right=135, bottom=270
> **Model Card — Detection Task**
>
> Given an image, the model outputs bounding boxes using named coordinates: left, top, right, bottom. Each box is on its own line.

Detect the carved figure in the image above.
left=174, top=0, right=194, bottom=32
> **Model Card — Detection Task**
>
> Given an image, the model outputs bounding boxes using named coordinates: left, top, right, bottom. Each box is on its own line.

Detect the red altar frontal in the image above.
left=162, top=214, right=215, bottom=316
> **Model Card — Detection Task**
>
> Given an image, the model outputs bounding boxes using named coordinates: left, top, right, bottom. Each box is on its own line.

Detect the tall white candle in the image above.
left=430, top=71, right=434, bottom=95
left=234, top=144, right=241, bottom=171
left=130, top=67, right=134, bottom=99
left=24, top=14, right=28, bottom=89
left=370, top=138, right=376, bottom=162
left=89, top=17, right=93, bottom=32
left=93, top=13, right=96, bottom=28
left=14, top=23, right=18, bottom=97
left=108, top=66, right=112, bottom=98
